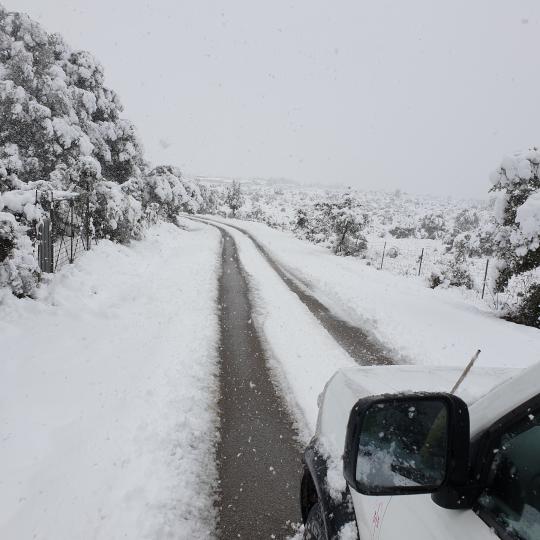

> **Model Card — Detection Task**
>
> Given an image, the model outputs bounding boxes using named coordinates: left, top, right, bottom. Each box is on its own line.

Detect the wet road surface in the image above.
left=215, top=227, right=303, bottom=539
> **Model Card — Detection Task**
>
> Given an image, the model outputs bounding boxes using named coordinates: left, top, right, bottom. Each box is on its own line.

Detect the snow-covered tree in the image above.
left=0, top=5, right=218, bottom=297
left=292, top=194, right=368, bottom=255
left=0, top=8, right=145, bottom=188
left=225, top=180, right=245, bottom=217
left=490, top=148, right=540, bottom=287
left=198, top=183, right=219, bottom=215
left=294, top=208, right=309, bottom=230
left=490, top=147, right=540, bottom=327
left=332, top=206, right=367, bottom=256
left=144, top=165, right=204, bottom=220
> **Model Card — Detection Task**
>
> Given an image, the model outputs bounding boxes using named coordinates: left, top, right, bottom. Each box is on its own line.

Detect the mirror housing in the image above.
left=343, top=392, right=470, bottom=496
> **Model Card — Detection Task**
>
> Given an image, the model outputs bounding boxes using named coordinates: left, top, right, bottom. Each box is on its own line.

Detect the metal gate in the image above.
left=37, top=193, right=92, bottom=273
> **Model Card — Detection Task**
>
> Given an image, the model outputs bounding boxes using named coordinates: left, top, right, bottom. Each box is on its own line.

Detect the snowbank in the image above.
left=210, top=218, right=540, bottom=370
left=0, top=221, right=221, bottom=539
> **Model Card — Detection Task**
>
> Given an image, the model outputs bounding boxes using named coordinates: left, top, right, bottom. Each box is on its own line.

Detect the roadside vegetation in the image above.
left=0, top=5, right=215, bottom=297
left=216, top=159, right=540, bottom=328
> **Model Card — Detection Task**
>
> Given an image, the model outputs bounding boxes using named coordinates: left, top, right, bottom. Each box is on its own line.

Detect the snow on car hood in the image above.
left=315, top=364, right=519, bottom=459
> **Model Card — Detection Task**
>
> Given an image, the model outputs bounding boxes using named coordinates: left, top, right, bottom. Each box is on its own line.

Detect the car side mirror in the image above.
left=343, top=393, right=469, bottom=496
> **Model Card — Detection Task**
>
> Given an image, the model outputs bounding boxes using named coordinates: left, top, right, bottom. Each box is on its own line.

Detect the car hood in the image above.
left=315, top=364, right=519, bottom=459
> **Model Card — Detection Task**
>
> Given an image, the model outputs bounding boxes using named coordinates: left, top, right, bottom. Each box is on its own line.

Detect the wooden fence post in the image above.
left=417, top=248, right=425, bottom=276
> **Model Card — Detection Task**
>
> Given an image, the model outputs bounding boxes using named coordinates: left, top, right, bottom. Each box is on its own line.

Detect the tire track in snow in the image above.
left=213, top=226, right=303, bottom=538
left=196, top=216, right=394, bottom=366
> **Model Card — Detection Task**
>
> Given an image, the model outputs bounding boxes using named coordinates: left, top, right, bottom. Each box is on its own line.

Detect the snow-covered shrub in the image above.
left=506, top=283, right=540, bottom=328
left=427, top=270, right=443, bottom=289
left=291, top=195, right=367, bottom=254
left=0, top=181, right=49, bottom=296
left=428, top=254, right=473, bottom=290
left=418, top=213, right=447, bottom=240
left=0, top=212, right=15, bottom=261
left=448, top=260, right=474, bottom=289
left=453, top=209, right=480, bottom=234
left=294, top=208, right=309, bottom=230
left=332, top=207, right=368, bottom=256
left=144, top=165, right=203, bottom=220
left=444, top=208, right=495, bottom=257
left=225, top=180, right=245, bottom=217
left=243, top=204, right=266, bottom=223
left=446, top=225, right=495, bottom=258
left=93, top=181, right=143, bottom=243
left=336, top=233, right=368, bottom=256
left=298, top=204, right=331, bottom=243
left=0, top=211, right=39, bottom=296
left=386, top=246, right=399, bottom=258
left=490, top=148, right=540, bottom=301
left=389, top=225, right=416, bottom=238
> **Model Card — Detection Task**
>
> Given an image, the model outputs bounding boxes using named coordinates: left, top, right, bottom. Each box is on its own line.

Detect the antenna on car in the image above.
left=450, top=349, right=481, bottom=395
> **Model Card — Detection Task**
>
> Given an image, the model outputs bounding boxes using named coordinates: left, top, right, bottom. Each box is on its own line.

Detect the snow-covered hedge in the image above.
left=0, top=5, right=217, bottom=297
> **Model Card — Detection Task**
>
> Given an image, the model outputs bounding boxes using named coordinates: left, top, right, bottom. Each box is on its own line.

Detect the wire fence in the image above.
left=36, top=191, right=94, bottom=273
left=365, top=240, right=507, bottom=309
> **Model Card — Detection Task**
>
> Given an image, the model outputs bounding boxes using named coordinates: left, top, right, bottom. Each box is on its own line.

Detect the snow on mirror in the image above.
left=356, top=399, right=449, bottom=490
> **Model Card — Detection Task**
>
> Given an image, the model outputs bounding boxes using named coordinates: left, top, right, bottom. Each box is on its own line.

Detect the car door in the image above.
left=474, top=399, right=540, bottom=539
left=378, top=397, right=540, bottom=540
left=376, top=492, right=497, bottom=540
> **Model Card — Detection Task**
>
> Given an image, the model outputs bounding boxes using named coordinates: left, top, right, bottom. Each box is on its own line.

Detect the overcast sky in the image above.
left=5, top=0, right=540, bottom=196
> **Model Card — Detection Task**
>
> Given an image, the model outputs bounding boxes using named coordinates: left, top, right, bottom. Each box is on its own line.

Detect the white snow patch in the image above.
left=338, top=521, right=359, bottom=539
left=0, top=222, right=221, bottom=539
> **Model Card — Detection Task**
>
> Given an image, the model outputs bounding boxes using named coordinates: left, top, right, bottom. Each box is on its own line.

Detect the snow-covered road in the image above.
left=210, top=224, right=303, bottom=539
left=0, top=222, right=221, bottom=540
left=206, top=217, right=540, bottom=371
left=201, top=217, right=393, bottom=366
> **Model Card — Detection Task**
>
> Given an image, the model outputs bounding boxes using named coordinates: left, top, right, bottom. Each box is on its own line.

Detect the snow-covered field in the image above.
left=210, top=179, right=540, bottom=317
left=209, top=217, right=540, bottom=371
left=0, top=221, right=221, bottom=540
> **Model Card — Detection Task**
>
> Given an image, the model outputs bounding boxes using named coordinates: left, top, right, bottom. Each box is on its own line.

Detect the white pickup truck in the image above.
left=299, top=362, right=540, bottom=540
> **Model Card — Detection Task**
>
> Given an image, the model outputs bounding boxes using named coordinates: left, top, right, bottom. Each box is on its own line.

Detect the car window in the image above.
left=477, top=409, right=540, bottom=540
